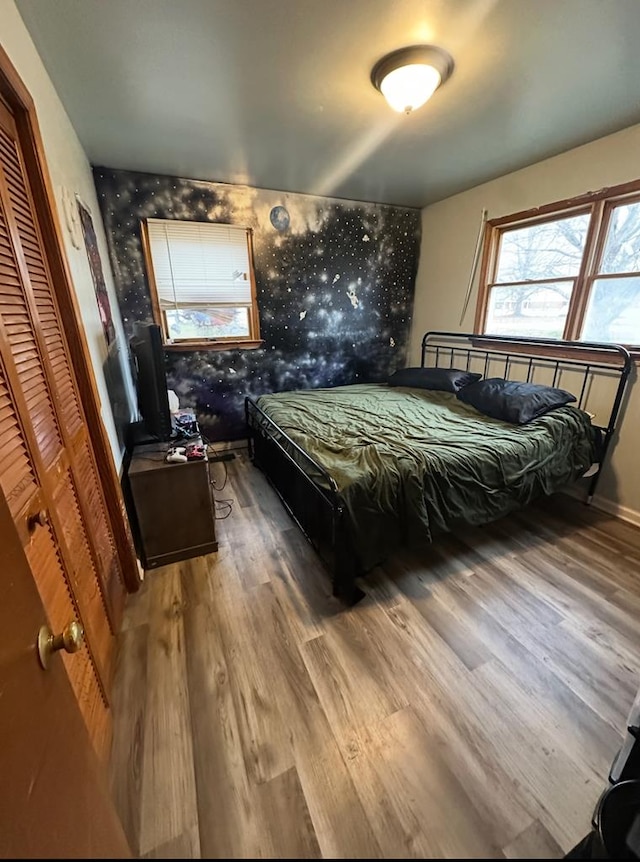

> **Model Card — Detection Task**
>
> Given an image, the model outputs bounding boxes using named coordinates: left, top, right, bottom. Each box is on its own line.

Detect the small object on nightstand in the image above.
left=173, top=410, right=200, bottom=437
left=185, top=442, right=206, bottom=461
left=165, top=446, right=187, bottom=463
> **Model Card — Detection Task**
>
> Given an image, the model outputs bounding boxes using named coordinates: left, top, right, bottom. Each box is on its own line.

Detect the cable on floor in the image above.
left=209, top=460, right=228, bottom=491
left=199, top=429, right=235, bottom=516
left=214, top=498, right=234, bottom=519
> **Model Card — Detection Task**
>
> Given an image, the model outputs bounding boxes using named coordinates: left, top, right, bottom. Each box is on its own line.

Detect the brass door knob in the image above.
left=37, top=620, right=85, bottom=669
left=28, top=509, right=49, bottom=532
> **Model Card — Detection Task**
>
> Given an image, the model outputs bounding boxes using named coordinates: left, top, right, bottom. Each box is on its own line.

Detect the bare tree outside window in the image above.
left=486, top=213, right=588, bottom=338
left=582, top=201, right=640, bottom=343
left=481, top=195, right=640, bottom=346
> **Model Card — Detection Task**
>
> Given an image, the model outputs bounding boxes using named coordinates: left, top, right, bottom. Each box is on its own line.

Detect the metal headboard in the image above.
left=420, top=331, right=633, bottom=500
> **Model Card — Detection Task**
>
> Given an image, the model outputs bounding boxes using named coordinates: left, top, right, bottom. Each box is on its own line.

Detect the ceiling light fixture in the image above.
left=371, top=44, right=454, bottom=115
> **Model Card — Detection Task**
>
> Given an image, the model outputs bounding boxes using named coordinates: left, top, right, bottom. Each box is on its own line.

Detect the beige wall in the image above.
left=411, top=123, right=640, bottom=521
left=1, top=0, right=136, bottom=465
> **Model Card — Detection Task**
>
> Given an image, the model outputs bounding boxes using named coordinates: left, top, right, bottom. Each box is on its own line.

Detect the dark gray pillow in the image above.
left=388, top=367, right=482, bottom=393
left=457, top=378, right=576, bottom=424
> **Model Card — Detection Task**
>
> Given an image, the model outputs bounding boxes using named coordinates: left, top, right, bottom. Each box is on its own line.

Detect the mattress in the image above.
left=256, top=383, right=596, bottom=571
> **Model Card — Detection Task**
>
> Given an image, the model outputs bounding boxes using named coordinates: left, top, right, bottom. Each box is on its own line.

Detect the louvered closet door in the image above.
left=0, top=99, right=124, bottom=761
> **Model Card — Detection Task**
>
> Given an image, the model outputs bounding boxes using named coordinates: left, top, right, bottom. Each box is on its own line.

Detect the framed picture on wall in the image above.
left=77, top=197, right=116, bottom=348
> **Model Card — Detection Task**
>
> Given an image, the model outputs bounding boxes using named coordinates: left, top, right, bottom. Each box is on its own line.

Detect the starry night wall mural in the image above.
left=94, top=168, right=421, bottom=441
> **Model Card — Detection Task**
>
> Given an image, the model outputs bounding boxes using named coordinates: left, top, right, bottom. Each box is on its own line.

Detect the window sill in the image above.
left=164, top=339, right=264, bottom=352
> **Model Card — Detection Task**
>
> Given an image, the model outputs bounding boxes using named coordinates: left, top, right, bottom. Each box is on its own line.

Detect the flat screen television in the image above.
left=129, top=322, right=173, bottom=442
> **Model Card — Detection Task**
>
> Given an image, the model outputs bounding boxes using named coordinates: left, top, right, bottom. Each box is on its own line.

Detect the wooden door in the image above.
left=0, top=485, right=130, bottom=858
left=0, top=97, right=124, bottom=760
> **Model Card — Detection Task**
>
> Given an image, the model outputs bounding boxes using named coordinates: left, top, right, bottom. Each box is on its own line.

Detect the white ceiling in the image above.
left=15, top=0, right=640, bottom=208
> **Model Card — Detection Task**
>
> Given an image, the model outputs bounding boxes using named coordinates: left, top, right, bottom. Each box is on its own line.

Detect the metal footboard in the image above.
left=245, top=397, right=362, bottom=603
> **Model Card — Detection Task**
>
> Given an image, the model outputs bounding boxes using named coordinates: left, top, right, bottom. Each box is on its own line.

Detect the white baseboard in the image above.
left=562, top=486, right=640, bottom=529
left=588, top=496, right=640, bottom=529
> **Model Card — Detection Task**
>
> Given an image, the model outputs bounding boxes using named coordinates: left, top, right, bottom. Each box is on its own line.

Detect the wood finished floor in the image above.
left=110, top=452, right=640, bottom=859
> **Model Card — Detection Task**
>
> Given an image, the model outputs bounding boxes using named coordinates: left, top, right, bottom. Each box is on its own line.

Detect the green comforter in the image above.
left=257, top=384, right=596, bottom=571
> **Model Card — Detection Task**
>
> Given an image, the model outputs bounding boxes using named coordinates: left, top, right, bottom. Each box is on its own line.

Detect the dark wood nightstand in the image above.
left=127, top=441, right=218, bottom=569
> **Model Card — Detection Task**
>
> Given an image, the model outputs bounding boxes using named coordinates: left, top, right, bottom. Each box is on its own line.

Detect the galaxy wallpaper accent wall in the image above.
left=94, top=167, right=421, bottom=440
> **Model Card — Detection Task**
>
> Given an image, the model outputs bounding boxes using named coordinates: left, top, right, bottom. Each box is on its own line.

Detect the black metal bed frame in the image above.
left=246, top=331, right=632, bottom=604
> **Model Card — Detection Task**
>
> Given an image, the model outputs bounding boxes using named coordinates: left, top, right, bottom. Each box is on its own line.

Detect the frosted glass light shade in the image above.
left=379, top=64, right=441, bottom=113
left=371, top=45, right=454, bottom=115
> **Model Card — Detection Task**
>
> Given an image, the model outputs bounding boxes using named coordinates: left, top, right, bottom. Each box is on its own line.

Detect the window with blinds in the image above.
left=142, top=218, right=261, bottom=347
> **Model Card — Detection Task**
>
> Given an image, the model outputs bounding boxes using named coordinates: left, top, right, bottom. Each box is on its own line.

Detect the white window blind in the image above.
left=146, top=219, right=252, bottom=308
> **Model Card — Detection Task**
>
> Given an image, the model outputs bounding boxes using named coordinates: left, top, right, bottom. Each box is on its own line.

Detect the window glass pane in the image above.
left=600, top=201, right=640, bottom=274
left=495, top=214, right=590, bottom=282
left=165, top=306, right=250, bottom=340
left=581, top=276, right=640, bottom=344
left=486, top=282, right=572, bottom=339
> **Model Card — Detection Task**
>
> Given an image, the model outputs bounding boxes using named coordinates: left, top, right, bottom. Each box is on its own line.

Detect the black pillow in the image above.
left=457, top=378, right=576, bottom=424
left=388, top=367, right=482, bottom=393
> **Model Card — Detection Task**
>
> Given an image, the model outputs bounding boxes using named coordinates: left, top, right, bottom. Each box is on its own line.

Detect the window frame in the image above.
left=474, top=178, right=640, bottom=352
left=140, top=218, right=262, bottom=351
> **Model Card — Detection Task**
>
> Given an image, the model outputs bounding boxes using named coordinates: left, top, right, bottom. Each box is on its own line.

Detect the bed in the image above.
left=246, top=332, right=632, bottom=604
